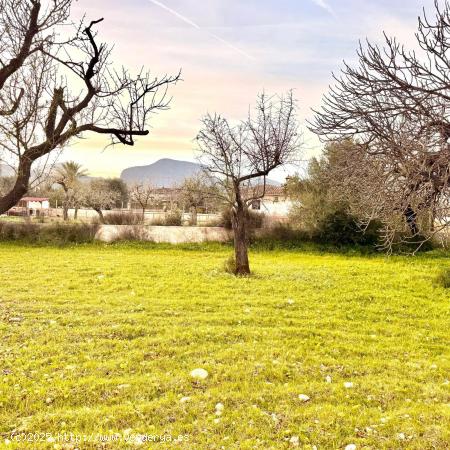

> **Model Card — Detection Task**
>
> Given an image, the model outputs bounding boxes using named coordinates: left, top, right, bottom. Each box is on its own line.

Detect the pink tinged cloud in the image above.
left=146, top=0, right=256, bottom=60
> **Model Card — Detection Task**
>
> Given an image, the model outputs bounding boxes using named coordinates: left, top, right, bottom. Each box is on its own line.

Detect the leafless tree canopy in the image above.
left=310, top=0, right=450, bottom=249
left=81, top=179, right=120, bottom=223
left=0, top=0, right=180, bottom=214
left=130, top=183, right=155, bottom=215
left=197, top=91, right=301, bottom=274
left=198, top=91, right=300, bottom=205
left=179, top=174, right=220, bottom=224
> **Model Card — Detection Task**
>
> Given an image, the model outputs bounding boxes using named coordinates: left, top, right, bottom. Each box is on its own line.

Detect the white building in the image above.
left=249, top=186, right=293, bottom=218
left=9, top=197, right=50, bottom=216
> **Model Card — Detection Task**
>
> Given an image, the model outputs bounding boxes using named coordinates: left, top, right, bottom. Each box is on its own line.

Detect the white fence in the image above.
left=46, top=208, right=220, bottom=225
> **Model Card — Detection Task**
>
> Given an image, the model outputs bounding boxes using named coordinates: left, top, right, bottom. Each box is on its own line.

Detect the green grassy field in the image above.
left=0, top=242, right=449, bottom=449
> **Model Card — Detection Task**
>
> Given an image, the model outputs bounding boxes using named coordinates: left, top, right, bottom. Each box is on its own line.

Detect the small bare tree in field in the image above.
left=197, top=92, right=301, bottom=275
left=180, top=174, right=218, bottom=225
left=82, top=179, right=120, bottom=223
left=310, top=0, right=450, bottom=250
left=130, top=183, right=155, bottom=217
left=0, top=0, right=180, bottom=215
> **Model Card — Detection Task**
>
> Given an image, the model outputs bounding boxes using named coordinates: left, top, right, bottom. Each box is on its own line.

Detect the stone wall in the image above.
left=95, top=225, right=233, bottom=244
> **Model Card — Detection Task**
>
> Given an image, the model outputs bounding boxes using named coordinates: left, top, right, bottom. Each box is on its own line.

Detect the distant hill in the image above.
left=120, top=158, right=281, bottom=187
left=121, top=159, right=200, bottom=186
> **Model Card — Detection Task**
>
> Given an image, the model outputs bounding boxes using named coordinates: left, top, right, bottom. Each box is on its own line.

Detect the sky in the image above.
left=63, top=0, right=436, bottom=180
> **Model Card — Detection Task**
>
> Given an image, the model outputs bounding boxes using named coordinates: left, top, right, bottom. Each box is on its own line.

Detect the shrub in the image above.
left=0, top=220, right=38, bottom=241
left=220, top=208, right=265, bottom=230
left=251, top=224, right=310, bottom=250
left=392, top=233, right=435, bottom=253
left=313, top=210, right=381, bottom=246
left=223, top=255, right=237, bottom=274
left=149, top=217, right=166, bottom=226
left=146, top=211, right=183, bottom=227
left=203, top=218, right=223, bottom=227
left=40, top=223, right=99, bottom=244
left=164, top=210, right=183, bottom=226
left=103, top=212, right=144, bottom=225
left=435, top=268, right=450, bottom=288
left=0, top=221, right=98, bottom=244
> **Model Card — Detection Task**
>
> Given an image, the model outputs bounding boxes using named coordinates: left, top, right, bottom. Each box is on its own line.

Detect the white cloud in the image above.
left=146, top=0, right=255, bottom=60
left=311, top=0, right=334, bottom=16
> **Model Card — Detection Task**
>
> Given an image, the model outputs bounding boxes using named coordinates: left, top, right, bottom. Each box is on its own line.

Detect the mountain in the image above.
left=121, top=159, right=201, bottom=186
left=120, top=158, right=281, bottom=187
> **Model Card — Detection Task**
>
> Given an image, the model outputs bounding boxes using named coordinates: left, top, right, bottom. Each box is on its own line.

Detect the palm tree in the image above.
left=55, top=162, right=88, bottom=221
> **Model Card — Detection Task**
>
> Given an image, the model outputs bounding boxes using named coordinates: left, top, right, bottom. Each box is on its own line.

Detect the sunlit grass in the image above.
left=0, top=242, right=449, bottom=449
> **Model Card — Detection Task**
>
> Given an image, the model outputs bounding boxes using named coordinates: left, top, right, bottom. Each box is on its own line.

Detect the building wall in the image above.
left=260, top=199, right=293, bottom=217
left=250, top=195, right=293, bottom=217
left=28, top=200, right=49, bottom=209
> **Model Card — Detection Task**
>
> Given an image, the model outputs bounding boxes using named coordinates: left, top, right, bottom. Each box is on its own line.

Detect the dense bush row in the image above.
left=1, top=204, right=439, bottom=252
left=218, top=208, right=265, bottom=231
left=149, top=210, right=184, bottom=226
left=0, top=221, right=99, bottom=244
left=100, top=212, right=145, bottom=225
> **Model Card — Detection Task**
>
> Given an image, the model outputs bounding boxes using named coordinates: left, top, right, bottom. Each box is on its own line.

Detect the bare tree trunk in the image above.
left=0, top=159, right=32, bottom=214
left=404, top=205, right=419, bottom=235
left=60, top=186, right=70, bottom=221
left=95, top=208, right=105, bottom=223
left=232, top=201, right=250, bottom=275
left=430, top=206, right=436, bottom=233
left=190, top=206, right=198, bottom=226
left=74, top=207, right=78, bottom=220
left=63, top=203, right=69, bottom=221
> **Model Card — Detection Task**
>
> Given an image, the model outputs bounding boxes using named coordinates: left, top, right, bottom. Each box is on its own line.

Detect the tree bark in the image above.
left=404, top=205, right=419, bottom=235
left=63, top=203, right=69, bottom=221
left=430, top=206, right=436, bottom=233
left=95, top=208, right=105, bottom=223
left=0, top=158, right=32, bottom=214
left=232, top=201, right=250, bottom=275
left=61, top=187, right=70, bottom=221
left=74, top=207, right=79, bottom=220
left=190, top=206, right=198, bottom=226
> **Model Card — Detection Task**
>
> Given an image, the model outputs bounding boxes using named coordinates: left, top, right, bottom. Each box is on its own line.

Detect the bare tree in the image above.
left=310, top=0, right=450, bottom=250
left=197, top=92, right=301, bottom=275
left=129, top=183, right=155, bottom=217
left=179, top=174, right=219, bottom=225
left=0, top=0, right=180, bottom=215
left=81, top=179, right=120, bottom=223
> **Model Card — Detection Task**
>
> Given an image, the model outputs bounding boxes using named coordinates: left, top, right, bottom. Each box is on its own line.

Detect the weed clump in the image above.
left=435, top=268, right=450, bottom=288
left=223, top=255, right=237, bottom=274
